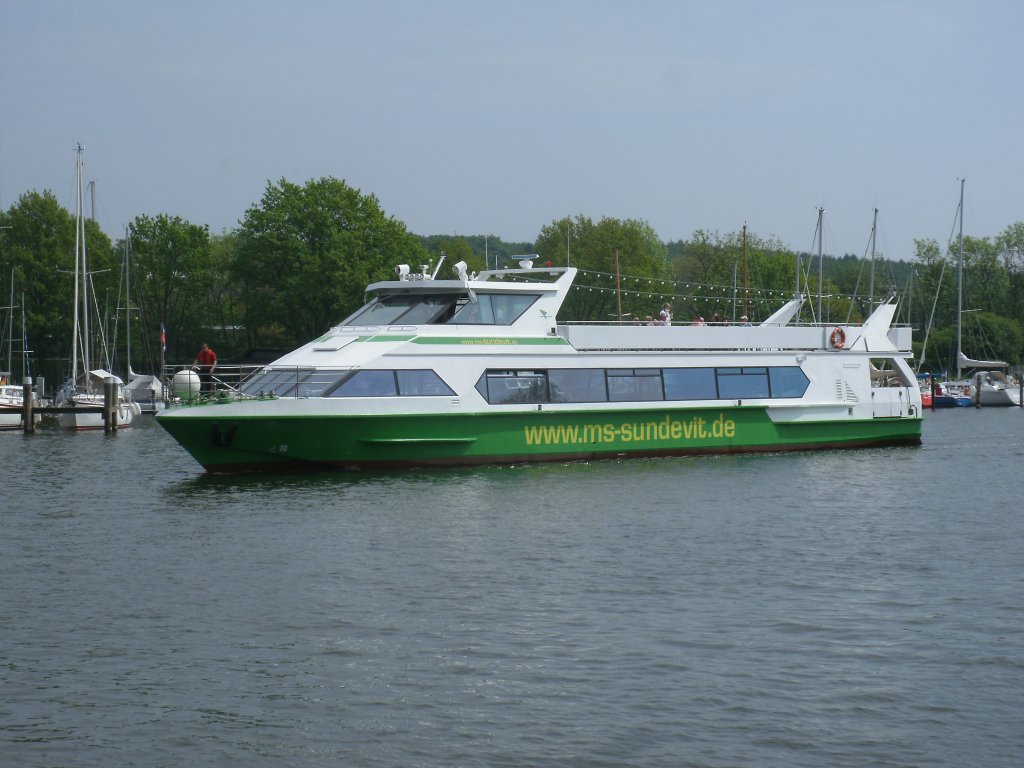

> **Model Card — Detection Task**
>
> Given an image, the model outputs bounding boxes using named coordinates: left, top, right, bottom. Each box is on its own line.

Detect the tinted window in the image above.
left=449, top=294, right=540, bottom=325
left=476, top=371, right=549, bottom=404
left=663, top=368, right=718, bottom=400
left=769, top=366, right=810, bottom=397
left=331, top=370, right=398, bottom=397
left=717, top=367, right=770, bottom=399
left=342, top=294, right=459, bottom=326
left=607, top=369, right=664, bottom=402
left=396, top=369, right=455, bottom=396
left=549, top=369, right=608, bottom=403
left=240, top=370, right=304, bottom=396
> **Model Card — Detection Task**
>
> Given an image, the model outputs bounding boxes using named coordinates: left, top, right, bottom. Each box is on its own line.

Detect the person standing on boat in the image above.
left=657, top=303, right=672, bottom=326
left=192, top=342, right=217, bottom=394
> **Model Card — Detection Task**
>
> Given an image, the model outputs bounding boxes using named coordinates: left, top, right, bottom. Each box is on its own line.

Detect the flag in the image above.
left=160, top=324, right=166, bottom=353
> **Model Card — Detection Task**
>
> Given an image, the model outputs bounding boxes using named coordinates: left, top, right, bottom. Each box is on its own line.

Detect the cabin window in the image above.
left=475, top=371, right=549, bottom=404
left=549, top=369, right=608, bottom=403
left=448, top=294, right=541, bottom=325
left=472, top=365, right=809, bottom=405
left=768, top=367, right=810, bottom=398
left=325, top=369, right=456, bottom=397
left=240, top=369, right=321, bottom=397
left=716, top=367, right=771, bottom=399
left=607, top=368, right=664, bottom=402
left=396, top=369, right=456, bottom=396
left=331, top=369, right=399, bottom=397
left=663, top=367, right=718, bottom=400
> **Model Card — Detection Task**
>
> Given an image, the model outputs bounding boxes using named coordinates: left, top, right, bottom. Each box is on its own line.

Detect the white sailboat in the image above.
left=53, top=144, right=141, bottom=429
left=0, top=273, right=42, bottom=429
left=949, top=180, right=1021, bottom=406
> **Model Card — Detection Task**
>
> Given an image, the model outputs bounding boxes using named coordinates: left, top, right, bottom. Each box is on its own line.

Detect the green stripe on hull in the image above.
left=157, top=406, right=922, bottom=473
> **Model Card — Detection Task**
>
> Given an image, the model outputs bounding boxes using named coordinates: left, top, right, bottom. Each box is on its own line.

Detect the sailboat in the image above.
left=119, top=229, right=165, bottom=413
left=0, top=275, right=42, bottom=429
left=948, top=180, right=1021, bottom=407
left=53, top=144, right=141, bottom=430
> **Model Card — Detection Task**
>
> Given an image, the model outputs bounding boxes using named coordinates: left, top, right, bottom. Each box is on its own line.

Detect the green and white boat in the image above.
left=157, top=259, right=922, bottom=473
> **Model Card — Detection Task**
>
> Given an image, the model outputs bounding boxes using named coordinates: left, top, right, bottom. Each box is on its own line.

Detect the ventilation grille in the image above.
left=835, top=378, right=859, bottom=402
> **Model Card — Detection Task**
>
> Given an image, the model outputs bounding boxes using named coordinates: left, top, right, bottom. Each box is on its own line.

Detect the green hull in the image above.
left=157, top=404, right=922, bottom=473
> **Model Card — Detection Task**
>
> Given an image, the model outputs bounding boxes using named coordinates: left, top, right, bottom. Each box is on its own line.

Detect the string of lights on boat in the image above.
left=502, top=267, right=894, bottom=310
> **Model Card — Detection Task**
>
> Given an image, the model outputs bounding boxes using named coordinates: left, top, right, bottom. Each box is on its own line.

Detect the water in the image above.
left=2, top=411, right=1022, bottom=767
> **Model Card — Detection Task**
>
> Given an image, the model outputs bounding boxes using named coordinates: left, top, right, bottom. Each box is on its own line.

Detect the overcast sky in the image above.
left=2, top=0, right=1021, bottom=261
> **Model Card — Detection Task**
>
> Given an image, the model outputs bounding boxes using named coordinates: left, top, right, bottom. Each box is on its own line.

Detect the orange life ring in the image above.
left=830, top=327, right=846, bottom=349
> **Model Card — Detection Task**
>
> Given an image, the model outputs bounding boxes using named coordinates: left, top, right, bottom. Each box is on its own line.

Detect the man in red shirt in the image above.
left=192, top=342, right=217, bottom=394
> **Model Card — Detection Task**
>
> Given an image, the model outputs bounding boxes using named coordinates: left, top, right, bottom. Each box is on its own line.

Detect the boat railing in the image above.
left=161, top=364, right=355, bottom=402
left=162, top=363, right=265, bottom=401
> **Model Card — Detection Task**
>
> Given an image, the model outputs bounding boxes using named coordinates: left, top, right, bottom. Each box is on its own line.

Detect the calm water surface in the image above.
left=2, top=411, right=1022, bottom=767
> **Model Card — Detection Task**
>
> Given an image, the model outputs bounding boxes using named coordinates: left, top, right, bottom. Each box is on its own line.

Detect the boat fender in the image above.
left=830, top=327, right=846, bottom=349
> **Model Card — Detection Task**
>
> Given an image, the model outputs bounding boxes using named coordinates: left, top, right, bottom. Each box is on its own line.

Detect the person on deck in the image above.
left=192, top=342, right=217, bottom=394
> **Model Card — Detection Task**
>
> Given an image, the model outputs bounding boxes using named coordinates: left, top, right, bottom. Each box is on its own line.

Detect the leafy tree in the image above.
left=0, top=190, right=114, bottom=386
left=126, top=214, right=213, bottom=363
left=996, top=221, right=1024, bottom=320
left=535, top=215, right=670, bottom=322
left=235, top=178, right=427, bottom=350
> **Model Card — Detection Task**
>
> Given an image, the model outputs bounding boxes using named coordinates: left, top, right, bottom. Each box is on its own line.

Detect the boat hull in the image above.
left=158, top=403, right=922, bottom=473
left=53, top=399, right=140, bottom=430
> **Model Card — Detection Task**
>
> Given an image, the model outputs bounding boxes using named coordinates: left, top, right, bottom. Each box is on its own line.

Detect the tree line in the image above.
left=2, top=175, right=1022, bottom=390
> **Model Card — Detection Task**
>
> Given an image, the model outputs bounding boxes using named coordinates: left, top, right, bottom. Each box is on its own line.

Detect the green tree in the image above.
left=235, top=177, right=426, bottom=350
left=535, top=215, right=670, bottom=322
left=126, top=214, right=213, bottom=363
left=995, top=221, right=1024, bottom=320
left=0, top=190, right=115, bottom=386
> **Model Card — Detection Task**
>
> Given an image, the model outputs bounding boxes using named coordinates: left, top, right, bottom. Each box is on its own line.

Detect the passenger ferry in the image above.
left=157, top=260, right=923, bottom=473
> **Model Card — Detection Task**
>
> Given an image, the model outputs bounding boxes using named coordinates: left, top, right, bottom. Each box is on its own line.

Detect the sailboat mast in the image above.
left=71, top=145, right=83, bottom=385
left=742, top=223, right=749, bottom=318
left=816, top=207, right=824, bottom=323
left=868, top=207, right=878, bottom=313
left=79, top=147, right=91, bottom=388
left=6, top=269, right=13, bottom=374
left=123, top=228, right=132, bottom=378
left=956, top=179, right=965, bottom=380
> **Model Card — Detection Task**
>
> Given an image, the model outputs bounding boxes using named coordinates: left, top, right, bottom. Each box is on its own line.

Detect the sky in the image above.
left=2, top=0, right=1022, bottom=262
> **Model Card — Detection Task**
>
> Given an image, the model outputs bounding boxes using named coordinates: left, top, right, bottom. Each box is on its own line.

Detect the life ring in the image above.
left=829, top=327, right=846, bottom=349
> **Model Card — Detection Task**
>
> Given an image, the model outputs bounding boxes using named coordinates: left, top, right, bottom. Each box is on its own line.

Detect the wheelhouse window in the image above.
left=341, top=294, right=459, bottom=326
left=448, top=293, right=540, bottom=325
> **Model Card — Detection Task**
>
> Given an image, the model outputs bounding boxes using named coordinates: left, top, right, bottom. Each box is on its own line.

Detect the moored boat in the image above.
left=0, top=375, right=42, bottom=430
left=931, top=379, right=972, bottom=408
left=52, top=145, right=140, bottom=430
left=157, top=259, right=923, bottom=473
left=970, top=369, right=1022, bottom=407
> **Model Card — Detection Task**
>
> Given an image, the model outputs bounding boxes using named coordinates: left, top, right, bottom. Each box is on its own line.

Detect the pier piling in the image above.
left=104, top=377, right=118, bottom=434
left=22, top=377, right=34, bottom=434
